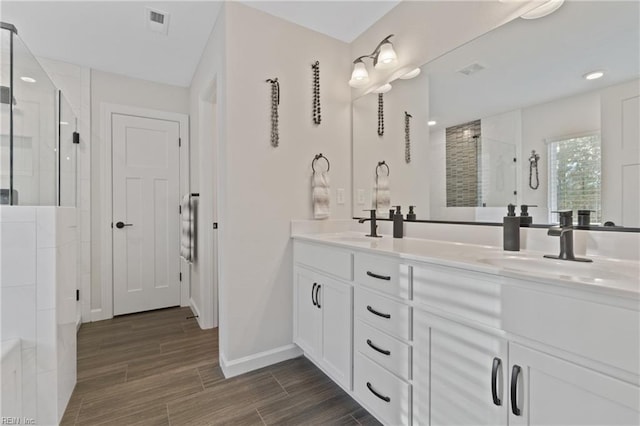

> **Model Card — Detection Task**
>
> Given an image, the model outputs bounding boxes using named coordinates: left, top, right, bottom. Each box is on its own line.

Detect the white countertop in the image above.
left=292, top=232, right=640, bottom=300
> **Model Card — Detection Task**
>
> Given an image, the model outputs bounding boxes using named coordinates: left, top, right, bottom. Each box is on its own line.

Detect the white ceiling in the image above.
left=0, top=1, right=399, bottom=87
left=425, top=0, right=640, bottom=130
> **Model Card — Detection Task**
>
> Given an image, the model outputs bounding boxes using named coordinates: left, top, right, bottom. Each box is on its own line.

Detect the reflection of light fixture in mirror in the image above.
left=521, top=0, right=565, bottom=19
left=60, top=121, right=69, bottom=125
left=349, top=34, right=398, bottom=87
left=66, top=156, right=70, bottom=161
left=20, top=76, right=36, bottom=83
left=399, top=68, right=421, bottom=80
left=584, top=70, right=604, bottom=80
left=373, top=83, right=392, bottom=94
left=428, top=120, right=437, bottom=126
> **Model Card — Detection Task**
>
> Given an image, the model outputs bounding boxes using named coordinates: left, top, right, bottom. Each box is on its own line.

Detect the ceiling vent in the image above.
left=145, top=7, right=170, bottom=35
left=457, top=63, right=485, bottom=76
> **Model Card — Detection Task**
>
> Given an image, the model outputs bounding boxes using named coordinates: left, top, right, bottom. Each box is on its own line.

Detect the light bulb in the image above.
left=584, top=71, right=604, bottom=80
left=399, top=68, right=421, bottom=80
left=375, top=42, right=397, bottom=69
left=373, top=83, right=392, bottom=94
left=349, top=61, right=369, bottom=88
left=521, top=0, right=565, bottom=19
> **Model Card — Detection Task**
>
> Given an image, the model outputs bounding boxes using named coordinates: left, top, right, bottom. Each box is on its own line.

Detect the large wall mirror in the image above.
left=352, top=1, right=639, bottom=228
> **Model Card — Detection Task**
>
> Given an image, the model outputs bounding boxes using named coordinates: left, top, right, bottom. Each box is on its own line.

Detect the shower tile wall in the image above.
left=446, top=120, right=481, bottom=207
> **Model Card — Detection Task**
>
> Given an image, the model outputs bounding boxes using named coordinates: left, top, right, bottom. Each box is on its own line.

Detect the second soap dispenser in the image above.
left=503, top=203, right=520, bottom=251
left=393, top=205, right=404, bottom=238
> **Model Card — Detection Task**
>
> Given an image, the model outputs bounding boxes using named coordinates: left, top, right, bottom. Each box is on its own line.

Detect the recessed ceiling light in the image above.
left=399, top=68, right=421, bottom=80
left=584, top=71, right=604, bottom=80
left=521, top=0, right=565, bottom=20
left=373, top=83, right=392, bottom=94
left=20, top=76, right=36, bottom=83
left=428, top=120, right=437, bottom=126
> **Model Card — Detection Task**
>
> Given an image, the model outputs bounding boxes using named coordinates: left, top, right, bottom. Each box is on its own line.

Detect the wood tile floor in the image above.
left=61, top=307, right=380, bottom=426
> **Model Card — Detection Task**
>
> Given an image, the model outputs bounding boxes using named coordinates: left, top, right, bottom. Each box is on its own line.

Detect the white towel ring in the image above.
left=312, top=153, right=330, bottom=172
left=376, top=161, right=390, bottom=177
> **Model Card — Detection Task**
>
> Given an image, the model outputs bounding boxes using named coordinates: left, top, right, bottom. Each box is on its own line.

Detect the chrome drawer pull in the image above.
left=366, top=382, right=391, bottom=403
left=366, top=305, right=391, bottom=319
left=366, top=271, right=391, bottom=281
left=367, top=339, right=391, bottom=356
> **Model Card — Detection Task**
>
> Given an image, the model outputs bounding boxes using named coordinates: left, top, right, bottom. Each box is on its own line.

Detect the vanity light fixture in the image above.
left=20, top=76, right=36, bottom=83
left=521, top=0, right=565, bottom=19
left=373, top=83, right=392, bottom=94
left=584, top=70, right=604, bottom=80
left=428, top=120, right=437, bottom=126
left=399, top=68, right=421, bottom=80
left=349, top=34, right=398, bottom=88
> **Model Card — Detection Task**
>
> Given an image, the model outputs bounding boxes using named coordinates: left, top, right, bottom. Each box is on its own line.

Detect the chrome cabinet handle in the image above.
left=367, top=339, right=391, bottom=356
left=492, top=357, right=502, bottom=406
left=366, top=305, right=391, bottom=319
left=366, top=271, right=391, bottom=281
left=511, top=365, right=522, bottom=416
left=366, top=382, right=391, bottom=403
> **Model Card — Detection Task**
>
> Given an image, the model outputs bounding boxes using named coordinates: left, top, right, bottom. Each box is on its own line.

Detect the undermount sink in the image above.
left=477, top=255, right=638, bottom=283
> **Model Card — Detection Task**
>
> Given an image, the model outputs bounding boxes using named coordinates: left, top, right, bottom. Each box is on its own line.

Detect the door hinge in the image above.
left=76, top=289, right=80, bottom=301
left=179, top=205, right=182, bottom=214
left=178, top=138, right=181, bottom=147
left=213, top=222, right=218, bottom=229
left=179, top=272, right=182, bottom=282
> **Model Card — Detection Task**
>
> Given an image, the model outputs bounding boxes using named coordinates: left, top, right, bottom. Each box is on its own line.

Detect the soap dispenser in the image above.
left=407, top=206, right=416, bottom=221
left=503, top=203, right=520, bottom=251
left=519, top=204, right=537, bottom=226
left=393, top=206, right=404, bottom=238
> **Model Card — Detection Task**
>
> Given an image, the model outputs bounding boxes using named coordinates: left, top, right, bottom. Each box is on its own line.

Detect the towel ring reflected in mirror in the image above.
left=312, top=153, right=330, bottom=172
left=376, top=160, right=390, bottom=177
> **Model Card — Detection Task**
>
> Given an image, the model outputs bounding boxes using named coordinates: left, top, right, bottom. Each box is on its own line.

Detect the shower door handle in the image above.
left=115, top=221, right=133, bottom=229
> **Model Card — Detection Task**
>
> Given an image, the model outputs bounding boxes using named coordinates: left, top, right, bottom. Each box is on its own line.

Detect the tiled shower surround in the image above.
left=446, top=119, right=482, bottom=207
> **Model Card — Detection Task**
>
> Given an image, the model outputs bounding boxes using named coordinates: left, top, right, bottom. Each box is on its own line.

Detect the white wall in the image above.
left=190, top=2, right=353, bottom=371
left=352, top=71, right=430, bottom=217
left=188, top=6, right=226, bottom=330
left=90, top=70, right=189, bottom=316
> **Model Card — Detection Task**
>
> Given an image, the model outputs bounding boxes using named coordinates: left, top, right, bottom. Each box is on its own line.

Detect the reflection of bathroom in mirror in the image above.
left=352, top=0, right=640, bottom=227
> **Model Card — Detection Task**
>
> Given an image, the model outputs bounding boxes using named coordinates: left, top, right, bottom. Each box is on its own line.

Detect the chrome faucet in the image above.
left=544, top=210, right=592, bottom=262
left=358, top=209, right=382, bottom=238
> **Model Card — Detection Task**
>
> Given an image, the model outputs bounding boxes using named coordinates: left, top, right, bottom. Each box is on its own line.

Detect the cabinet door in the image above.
left=320, top=276, right=353, bottom=389
left=294, top=267, right=321, bottom=359
left=430, top=317, right=508, bottom=426
left=509, top=343, right=640, bottom=426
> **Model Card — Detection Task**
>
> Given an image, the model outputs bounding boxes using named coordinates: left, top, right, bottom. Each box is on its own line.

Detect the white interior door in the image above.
left=112, top=113, right=180, bottom=315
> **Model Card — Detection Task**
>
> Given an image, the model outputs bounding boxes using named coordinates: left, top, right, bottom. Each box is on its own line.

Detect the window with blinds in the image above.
left=548, top=133, right=602, bottom=224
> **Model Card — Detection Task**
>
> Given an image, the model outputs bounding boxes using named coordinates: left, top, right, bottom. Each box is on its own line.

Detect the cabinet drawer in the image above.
left=354, top=352, right=411, bottom=426
left=355, top=287, right=412, bottom=341
left=355, top=319, right=412, bottom=381
left=413, top=263, right=503, bottom=329
left=503, top=284, right=640, bottom=375
left=354, top=252, right=410, bottom=299
left=294, top=241, right=353, bottom=281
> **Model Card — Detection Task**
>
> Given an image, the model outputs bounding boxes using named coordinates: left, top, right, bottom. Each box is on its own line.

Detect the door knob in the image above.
left=115, top=221, right=133, bottom=229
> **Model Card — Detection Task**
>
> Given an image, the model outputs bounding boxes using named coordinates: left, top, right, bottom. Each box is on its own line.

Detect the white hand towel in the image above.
left=375, top=175, right=391, bottom=216
left=180, top=194, right=193, bottom=263
left=312, top=172, right=330, bottom=219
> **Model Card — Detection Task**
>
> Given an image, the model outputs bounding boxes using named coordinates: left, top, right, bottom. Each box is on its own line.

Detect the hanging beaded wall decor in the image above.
left=377, top=93, right=384, bottom=136
left=266, top=78, right=280, bottom=147
left=405, top=111, right=412, bottom=163
left=312, top=61, right=321, bottom=125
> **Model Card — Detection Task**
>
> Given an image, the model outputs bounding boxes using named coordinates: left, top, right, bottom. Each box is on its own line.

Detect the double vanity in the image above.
left=292, top=230, right=639, bottom=425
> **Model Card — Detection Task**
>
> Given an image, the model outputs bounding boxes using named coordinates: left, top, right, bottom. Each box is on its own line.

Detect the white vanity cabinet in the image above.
left=293, top=241, right=353, bottom=390
left=292, top=235, right=639, bottom=426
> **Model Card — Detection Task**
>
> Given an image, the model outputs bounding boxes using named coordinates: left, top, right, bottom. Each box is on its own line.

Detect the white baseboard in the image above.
left=90, top=308, right=110, bottom=322
left=189, top=298, right=203, bottom=329
left=219, top=344, right=303, bottom=378
left=76, top=313, right=82, bottom=332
